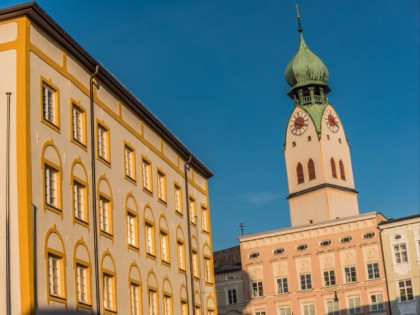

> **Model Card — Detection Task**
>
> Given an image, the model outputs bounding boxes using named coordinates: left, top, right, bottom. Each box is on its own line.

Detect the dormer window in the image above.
left=297, top=244, right=308, bottom=251
left=320, top=240, right=331, bottom=247
left=273, top=248, right=284, bottom=255
left=249, top=252, right=260, bottom=259
left=341, top=236, right=352, bottom=243
left=363, top=232, right=375, bottom=239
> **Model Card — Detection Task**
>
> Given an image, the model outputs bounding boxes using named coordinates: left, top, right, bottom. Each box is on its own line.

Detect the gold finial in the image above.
left=296, top=4, right=303, bottom=33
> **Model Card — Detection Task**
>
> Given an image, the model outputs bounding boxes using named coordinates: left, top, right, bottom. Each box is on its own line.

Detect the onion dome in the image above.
left=285, top=33, right=329, bottom=91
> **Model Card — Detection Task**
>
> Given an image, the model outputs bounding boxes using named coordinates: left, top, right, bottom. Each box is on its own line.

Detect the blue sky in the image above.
left=4, top=0, right=419, bottom=250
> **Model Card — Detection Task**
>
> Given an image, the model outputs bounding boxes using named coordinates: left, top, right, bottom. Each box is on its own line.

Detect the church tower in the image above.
left=284, top=17, right=359, bottom=227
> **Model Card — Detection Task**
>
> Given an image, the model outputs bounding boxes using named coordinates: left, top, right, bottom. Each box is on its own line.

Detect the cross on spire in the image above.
left=296, top=4, right=303, bottom=33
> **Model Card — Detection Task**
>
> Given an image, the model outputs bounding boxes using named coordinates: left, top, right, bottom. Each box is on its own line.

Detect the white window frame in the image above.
left=344, top=266, right=357, bottom=283
left=367, top=262, right=380, bottom=280
left=103, top=273, right=115, bottom=311
left=130, top=282, right=141, bottom=315
left=158, top=171, right=167, bottom=202
left=127, top=212, right=138, bottom=247
left=278, top=305, right=292, bottom=315
left=276, top=277, right=288, bottom=294
left=73, top=180, right=86, bottom=222
left=393, top=243, right=408, bottom=264
left=72, top=103, right=84, bottom=144
left=174, top=184, right=182, bottom=214
left=369, top=292, right=384, bottom=311
left=48, top=254, right=62, bottom=297
left=97, top=124, right=109, bottom=161
left=145, top=222, right=155, bottom=255
left=99, top=196, right=111, bottom=234
left=45, top=165, right=58, bottom=208
left=142, top=159, right=152, bottom=192
left=398, top=279, right=414, bottom=302
left=323, top=269, right=336, bottom=287
left=124, top=145, right=135, bottom=180
left=251, top=281, right=264, bottom=298
left=302, top=302, right=315, bottom=315
left=226, top=288, right=238, bottom=305
left=300, top=273, right=312, bottom=290
left=148, top=289, right=158, bottom=315
left=326, top=299, right=339, bottom=315
left=42, top=83, right=57, bottom=125
left=347, top=295, right=361, bottom=315
left=76, top=263, right=89, bottom=304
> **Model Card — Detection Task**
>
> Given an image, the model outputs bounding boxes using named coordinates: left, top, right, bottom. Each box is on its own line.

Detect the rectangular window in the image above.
left=302, top=303, right=315, bottom=315
left=323, top=269, right=336, bottom=287
left=145, top=223, right=155, bottom=255
left=161, top=230, right=170, bottom=263
left=278, top=306, right=291, bottom=315
left=192, top=250, right=199, bottom=278
left=148, top=289, right=158, bottom=315
left=227, top=288, right=238, bottom=305
left=367, top=262, right=380, bottom=279
left=175, top=185, right=182, bottom=214
left=42, top=82, right=58, bottom=126
left=72, top=104, right=85, bottom=144
left=103, top=273, right=115, bottom=311
left=255, top=312, right=266, bottom=315
left=344, top=266, right=357, bottom=283
left=142, top=159, right=152, bottom=192
left=348, top=296, right=361, bottom=314
left=48, top=254, right=62, bottom=297
left=399, top=279, right=414, bottom=301
left=76, top=264, right=89, bottom=304
left=127, top=212, right=138, bottom=247
left=300, top=273, right=312, bottom=290
left=204, top=257, right=212, bottom=283
left=45, top=165, right=59, bottom=208
left=73, top=180, right=87, bottom=222
left=158, top=171, right=167, bottom=202
left=178, top=241, right=186, bottom=271
left=99, top=196, right=111, bottom=234
left=97, top=124, right=110, bottom=162
left=201, top=206, right=209, bottom=232
left=130, top=283, right=141, bottom=315
left=394, top=243, right=408, bottom=263
left=251, top=281, right=264, bottom=298
left=370, top=292, right=384, bottom=311
left=326, top=300, right=339, bottom=315
left=163, top=294, right=172, bottom=315
left=181, top=300, right=188, bottom=315
left=124, top=145, right=135, bottom=180
left=189, top=197, right=197, bottom=224
left=276, top=277, right=289, bottom=294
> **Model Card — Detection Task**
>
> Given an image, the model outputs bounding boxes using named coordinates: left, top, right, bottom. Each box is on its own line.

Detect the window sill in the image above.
left=77, top=302, right=92, bottom=311
left=97, top=155, right=111, bottom=168
left=146, top=253, right=156, bottom=260
left=100, top=230, right=114, bottom=240
left=142, top=187, right=153, bottom=197
left=128, top=244, right=139, bottom=253
left=48, top=294, right=66, bottom=305
left=45, top=204, right=62, bottom=217
left=42, top=119, right=61, bottom=133
left=124, top=175, right=137, bottom=186
left=158, top=198, right=167, bottom=207
left=71, top=138, right=87, bottom=151
left=161, top=260, right=171, bottom=268
left=74, top=217, right=89, bottom=229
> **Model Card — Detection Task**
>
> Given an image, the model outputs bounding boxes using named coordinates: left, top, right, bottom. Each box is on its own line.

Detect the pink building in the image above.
left=240, top=213, right=389, bottom=315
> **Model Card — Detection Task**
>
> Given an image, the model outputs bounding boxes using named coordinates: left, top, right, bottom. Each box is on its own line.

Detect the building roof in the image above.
left=0, top=2, right=213, bottom=178
left=378, top=213, right=420, bottom=228
left=285, top=32, right=329, bottom=92
left=213, top=246, right=242, bottom=274
left=239, top=212, right=387, bottom=243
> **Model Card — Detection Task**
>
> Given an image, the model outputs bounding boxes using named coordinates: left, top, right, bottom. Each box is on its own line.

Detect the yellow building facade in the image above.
left=379, top=215, right=420, bottom=315
left=0, top=3, right=216, bottom=315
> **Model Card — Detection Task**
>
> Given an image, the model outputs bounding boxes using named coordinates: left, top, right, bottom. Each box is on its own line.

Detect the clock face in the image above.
left=290, top=111, right=309, bottom=135
left=324, top=109, right=339, bottom=133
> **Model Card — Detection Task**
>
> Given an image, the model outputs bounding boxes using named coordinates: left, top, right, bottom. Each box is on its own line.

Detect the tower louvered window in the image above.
left=331, top=158, right=337, bottom=178
left=339, top=160, right=346, bottom=180
left=297, top=163, right=304, bottom=184
left=308, top=159, right=316, bottom=180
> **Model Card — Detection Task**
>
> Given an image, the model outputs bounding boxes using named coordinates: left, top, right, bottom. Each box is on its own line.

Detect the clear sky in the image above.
left=4, top=0, right=419, bottom=251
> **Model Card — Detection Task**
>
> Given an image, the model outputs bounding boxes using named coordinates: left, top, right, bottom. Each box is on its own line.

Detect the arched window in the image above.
left=339, top=160, right=346, bottom=180
left=308, top=159, right=316, bottom=180
left=296, top=163, right=304, bottom=184
left=331, top=158, right=337, bottom=179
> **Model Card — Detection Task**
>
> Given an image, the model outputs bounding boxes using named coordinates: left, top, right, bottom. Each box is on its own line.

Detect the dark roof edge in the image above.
left=0, top=2, right=213, bottom=178
left=379, top=214, right=420, bottom=226
left=287, top=183, right=358, bottom=199
left=213, top=245, right=240, bottom=254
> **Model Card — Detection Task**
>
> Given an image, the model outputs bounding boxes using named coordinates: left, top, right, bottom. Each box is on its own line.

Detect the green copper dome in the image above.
left=285, top=33, right=329, bottom=90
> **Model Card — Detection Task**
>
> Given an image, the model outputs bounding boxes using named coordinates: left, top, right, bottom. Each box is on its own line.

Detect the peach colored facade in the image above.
left=240, top=213, right=390, bottom=315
